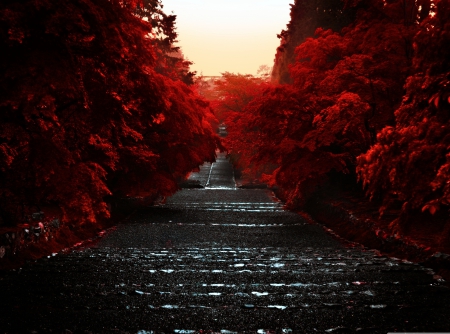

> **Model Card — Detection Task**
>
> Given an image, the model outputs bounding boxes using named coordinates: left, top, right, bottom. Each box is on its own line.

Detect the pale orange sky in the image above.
left=161, top=0, right=293, bottom=76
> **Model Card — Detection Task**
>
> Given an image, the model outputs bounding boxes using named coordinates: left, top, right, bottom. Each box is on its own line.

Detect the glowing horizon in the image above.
left=161, top=0, right=293, bottom=76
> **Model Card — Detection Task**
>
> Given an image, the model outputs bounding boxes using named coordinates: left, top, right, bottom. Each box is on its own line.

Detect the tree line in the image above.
left=211, top=0, right=450, bottom=243
left=0, top=0, right=220, bottom=227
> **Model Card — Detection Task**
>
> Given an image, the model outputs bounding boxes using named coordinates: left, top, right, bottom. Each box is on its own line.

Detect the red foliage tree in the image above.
left=209, top=73, right=269, bottom=123
left=357, top=0, right=450, bottom=235
left=0, top=0, right=219, bottom=227
left=224, top=0, right=437, bottom=212
left=272, top=0, right=358, bottom=84
left=207, top=73, right=270, bottom=176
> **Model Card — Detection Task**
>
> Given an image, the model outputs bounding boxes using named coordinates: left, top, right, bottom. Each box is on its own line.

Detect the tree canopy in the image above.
left=0, top=0, right=220, bottom=227
left=220, top=0, right=450, bottom=241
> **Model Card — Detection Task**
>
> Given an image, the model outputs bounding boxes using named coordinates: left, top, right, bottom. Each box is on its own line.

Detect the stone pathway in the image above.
left=0, top=153, right=449, bottom=333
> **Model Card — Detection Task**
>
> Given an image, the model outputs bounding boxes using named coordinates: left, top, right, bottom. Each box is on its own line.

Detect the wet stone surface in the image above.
left=1, top=153, right=450, bottom=333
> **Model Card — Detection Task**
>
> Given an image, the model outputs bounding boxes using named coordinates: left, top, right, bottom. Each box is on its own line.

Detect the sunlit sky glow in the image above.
left=161, top=0, right=293, bottom=76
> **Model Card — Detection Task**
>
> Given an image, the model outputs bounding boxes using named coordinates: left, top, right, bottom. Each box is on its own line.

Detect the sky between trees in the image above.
left=161, top=0, right=293, bottom=76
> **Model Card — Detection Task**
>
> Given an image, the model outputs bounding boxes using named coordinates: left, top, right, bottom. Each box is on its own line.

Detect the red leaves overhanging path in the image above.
left=213, top=0, right=450, bottom=245
left=0, top=0, right=221, bottom=228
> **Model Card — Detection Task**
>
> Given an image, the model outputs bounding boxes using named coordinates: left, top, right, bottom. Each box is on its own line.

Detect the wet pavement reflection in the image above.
left=1, top=153, right=450, bottom=333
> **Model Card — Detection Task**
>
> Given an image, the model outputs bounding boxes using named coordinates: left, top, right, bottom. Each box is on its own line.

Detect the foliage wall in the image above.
left=221, top=0, right=449, bottom=236
left=271, top=0, right=357, bottom=84
left=0, top=0, right=220, bottom=227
